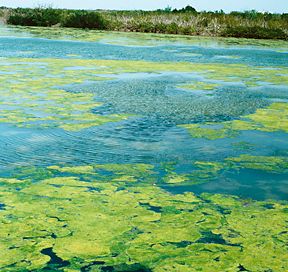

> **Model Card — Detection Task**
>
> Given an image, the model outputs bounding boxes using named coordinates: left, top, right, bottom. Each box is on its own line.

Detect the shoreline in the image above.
left=1, top=25, right=288, bottom=50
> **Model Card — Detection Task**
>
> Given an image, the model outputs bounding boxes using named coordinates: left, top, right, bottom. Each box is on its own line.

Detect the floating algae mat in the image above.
left=0, top=26, right=288, bottom=271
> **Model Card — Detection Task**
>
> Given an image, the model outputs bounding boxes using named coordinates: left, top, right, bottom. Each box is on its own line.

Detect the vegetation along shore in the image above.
left=0, top=5, right=288, bottom=40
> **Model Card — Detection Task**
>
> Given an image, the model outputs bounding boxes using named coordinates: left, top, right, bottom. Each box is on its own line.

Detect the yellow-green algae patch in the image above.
left=164, top=173, right=189, bottom=184
left=0, top=178, right=26, bottom=184
left=47, top=165, right=95, bottom=174
left=178, top=81, right=219, bottom=91
left=234, top=102, right=288, bottom=133
left=0, top=164, right=287, bottom=271
left=161, top=155, right=288, bottom=185
left=48, top=163, right=156, bottom=184
left=1, top=57, right=288, bottom=131
left=179, top=123, right=237, bottom=140
left=162, top=161, right=224, bottom=185
left=4, top=26, right=288, bottom=50
left=226, top=155, right=288, bottom=173
left=180, top=102, right=288, bottom=140
left=197, top=155, right=288, bottom=176
left=0, top=58, right=132, bottom=131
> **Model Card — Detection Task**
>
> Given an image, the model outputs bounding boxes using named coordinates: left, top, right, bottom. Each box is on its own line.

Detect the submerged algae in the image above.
left=0, top=164, right=287, bottom=271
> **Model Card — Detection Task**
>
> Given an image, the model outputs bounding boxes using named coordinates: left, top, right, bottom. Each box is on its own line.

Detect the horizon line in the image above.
left=0, top=5, right=285, bottom=14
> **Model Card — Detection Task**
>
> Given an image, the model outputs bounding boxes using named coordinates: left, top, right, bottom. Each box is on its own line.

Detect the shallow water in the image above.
left=0, top=26, right=287, bottom=271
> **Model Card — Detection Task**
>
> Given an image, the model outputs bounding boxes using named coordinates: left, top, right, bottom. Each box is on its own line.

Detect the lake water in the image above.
left=0, top=26, right=287, bottom=271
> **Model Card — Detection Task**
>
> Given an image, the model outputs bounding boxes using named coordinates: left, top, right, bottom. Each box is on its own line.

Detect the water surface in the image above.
left=0, top=26, right=287, bottom=272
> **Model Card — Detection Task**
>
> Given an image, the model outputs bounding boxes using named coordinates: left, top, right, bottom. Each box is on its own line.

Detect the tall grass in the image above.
left=104, top=10, right=288, bottom=39
left=2, top=6, right=288, bottom=40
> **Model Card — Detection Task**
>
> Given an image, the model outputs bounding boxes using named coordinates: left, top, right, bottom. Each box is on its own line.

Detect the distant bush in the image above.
left=172, top=5, right=197, bottom=14
left=62, top=10, right=106, bottom=29
left=4, top=6, right=288, bottom=40
left=230, top=10, right=259, bottom=20
left=222, top=26, right=288, bottom=40
left=281, top=13, right=288, bottom=21
left=7, top=7, right=61, bottom=27
left=7, top=7, right=106, bottom=29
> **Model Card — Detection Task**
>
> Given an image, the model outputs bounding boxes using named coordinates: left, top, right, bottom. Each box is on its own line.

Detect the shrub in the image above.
left=62, top=10, right=106, bottom=29
left=165, top=23, right=179, bottom=34
left=7, top=7, right=61, bottom=27
left=173, top=5, right=197, bottom=14
left=222, top=26, right=287, bottom=40
left=5, top=6, right=288, bottom=40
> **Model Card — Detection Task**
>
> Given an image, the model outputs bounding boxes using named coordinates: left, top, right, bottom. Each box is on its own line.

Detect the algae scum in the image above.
left=0, top=26, right=288, bottom=272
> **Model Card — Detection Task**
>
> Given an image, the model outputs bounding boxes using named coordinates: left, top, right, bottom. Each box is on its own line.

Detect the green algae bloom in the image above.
left=164, top=173, right=189, bottom=184
left=4, top=26, right=288, bottom=50
left=162, top=161, right=224, bottom=185
left=178, top=81, right=219, bottom=91
left=179, top=123, right=237, bottom=140
left=0, top=178, right=26, bottom=184
left=226, top=155, right=288, bottom=173
left=0, top=24, right=287, bottom=272
left=1, top=54, right=288, bottom=132
left=0, top=164, right=287, bottom=271
left=0, top=58, right=130, bottom=131
left=161, top=154, right=288, bottom=186
left=234, top=102, right=288, bottom=133
left=180, top=102, right=288, bottom=140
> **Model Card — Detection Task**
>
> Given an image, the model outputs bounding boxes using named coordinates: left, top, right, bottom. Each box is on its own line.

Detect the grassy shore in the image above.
left=0, top=6, right=288, bottom=40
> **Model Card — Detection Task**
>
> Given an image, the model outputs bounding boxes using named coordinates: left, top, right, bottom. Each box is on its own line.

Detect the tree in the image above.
left=184, top=5, right=197, bottom=13
left=164, top=6, right=172, bottom=12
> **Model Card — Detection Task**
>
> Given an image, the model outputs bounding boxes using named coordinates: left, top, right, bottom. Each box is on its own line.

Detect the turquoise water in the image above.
left=0, top=26, right=288, bottom=271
